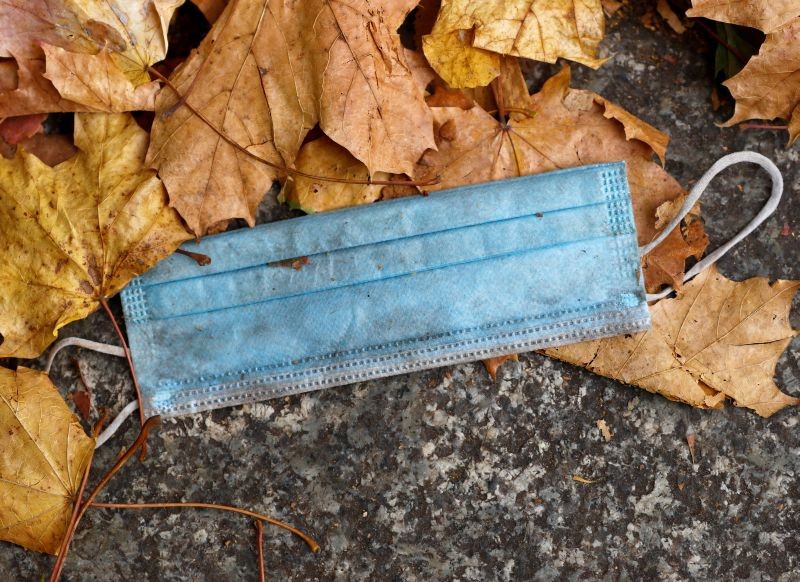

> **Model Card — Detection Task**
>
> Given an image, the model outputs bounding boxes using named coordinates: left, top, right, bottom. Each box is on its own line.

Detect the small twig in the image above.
left=92, top=412, right=109, bottom=439
left=694, top=20, right=746, bottom=64
left=90, top=501, right=320, bottom=553
left=176, top=248, right=212, bottom=266
left=50, top=455, right=93, bottom=575
left=739, top=123, right=788, bottom=130
left=50, top=417, right=161, bottom=581
left=255, top=520, right=266, bottom=582
left=100, top=298, right=147, bottom=459
left=147, top=67, right=438, bottom=189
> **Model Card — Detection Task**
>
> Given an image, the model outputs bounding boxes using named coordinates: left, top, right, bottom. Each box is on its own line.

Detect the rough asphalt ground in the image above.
left=2, top=3, right=799, bottom=580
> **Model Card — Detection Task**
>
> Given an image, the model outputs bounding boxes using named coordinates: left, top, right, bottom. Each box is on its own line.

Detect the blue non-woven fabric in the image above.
left=122, top=162, right=650, bottom=417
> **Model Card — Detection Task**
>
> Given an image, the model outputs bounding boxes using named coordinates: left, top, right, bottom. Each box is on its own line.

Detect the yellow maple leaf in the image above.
left=0, top=113, right=191, bottom=358
left=0, top=366, right=95, bottom=555
left=280, top=137, right=392, bottom=213
left=687, top=1, right=800, bottom=144
left=546, top=266, right=800, bottom=418
left=147, top=0, right=436, bottom=236
left=423, top=0, right=606, bottom=88
left=0, top=0, right=183, bottom=116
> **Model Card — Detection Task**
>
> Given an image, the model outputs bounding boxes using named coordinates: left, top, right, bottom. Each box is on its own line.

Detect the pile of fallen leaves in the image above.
left=0, top=0, right=798, bottom=577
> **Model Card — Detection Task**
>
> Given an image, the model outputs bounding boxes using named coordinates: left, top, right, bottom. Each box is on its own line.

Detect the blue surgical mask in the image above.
left=116, top=152, right=782, bottom=419
left=120, top=161, right=649, bottom=417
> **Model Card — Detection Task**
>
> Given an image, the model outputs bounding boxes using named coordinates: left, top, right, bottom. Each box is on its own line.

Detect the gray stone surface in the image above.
left=2, top=4, right=799, bottom=580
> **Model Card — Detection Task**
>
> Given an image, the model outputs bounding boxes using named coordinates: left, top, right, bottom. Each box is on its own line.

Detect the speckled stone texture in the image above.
left=2, top=4, right=799, bottom=581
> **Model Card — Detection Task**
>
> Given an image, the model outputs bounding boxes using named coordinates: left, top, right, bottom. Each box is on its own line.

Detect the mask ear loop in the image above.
left=639, top=151, right=784, bottom=302
left=44, top=337, right=138, bottom=449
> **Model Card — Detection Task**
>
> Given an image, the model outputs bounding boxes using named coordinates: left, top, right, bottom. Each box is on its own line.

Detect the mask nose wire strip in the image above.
left=640, top=151, right=783, bottom=302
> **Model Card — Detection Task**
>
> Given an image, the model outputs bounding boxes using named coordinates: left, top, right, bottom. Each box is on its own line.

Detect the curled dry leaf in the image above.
left=423, top=0, right=606, bottom=88
left=0, top=0, right=183, bottom=116
left=722, top=19, right=800, bottom=145
left=0, top=113, right=191, bottom=358
left=0, top=114, right=47, bottom=145
left=5, top=132, right=79, bottom=167
left=148, top=0, right=435, bottom=236
left=0, top=366, right=95, bottom=555
left=546, top=267, right=800, bottom=418
left=687, top=1, right=800, bottom=144
left=413, top=65, right=706, bottom=293
left=280, top=137, right=390, bottom=213
left=686, top=0, right=800, bottom=33
left=656, top=0, right=686, bottom=34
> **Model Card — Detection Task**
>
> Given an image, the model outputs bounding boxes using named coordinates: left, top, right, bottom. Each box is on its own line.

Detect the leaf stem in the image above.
left=175, top=248, right=212, bottom=265
left=50, top=452, right=93, bottom=572
left=485, top=107, right=536, bottom=118
left=739, top=123, right=788, bottom=130
left=100, top=297, right=146, bottom=457
left=49, top=416, right=161, bottom=581
left=90, top=501, right=320, bottom=553
left=147, top=66, right=438, bottom=189
left=255, top=520, right=266, bottom=582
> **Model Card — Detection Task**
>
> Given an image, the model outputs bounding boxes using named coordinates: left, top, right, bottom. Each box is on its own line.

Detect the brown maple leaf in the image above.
left=687, top=1, right=800, bottom=144
left=0, top=0, right=183, bottom=116
left=412, top=65, right=707, bottom=293
left=687, top=0, right=799, bottom=33
left=147, top=0, right=436, bottom=235
left=546, top=266, right=800, bottom=418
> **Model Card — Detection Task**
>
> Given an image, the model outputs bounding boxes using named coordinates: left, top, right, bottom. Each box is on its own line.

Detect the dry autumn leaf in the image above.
left=412, top=65, right=707, bottom=293
left=686, top=0, right=799, bottom=32
left=0, top=113, right=191, bottom=358
left=192, top=0, right=228, bottom=24
left=0, top=114, right=46, bottom=145
left=546, top=266, right=800, bottom=418
left=0, top=0, right=183, bottom=116
left=483, top=354, right=519, bottom=381
left=423, top=0, right=606, bottom=88
left=147, top=0, right=435, bottom=235
left=0, top=366, right=94, bottom=555
left=2, top=131, right=79, bottom=167
left=687, top=1, right=800, bottom=144
left=280, top=136, right=391, bottom=213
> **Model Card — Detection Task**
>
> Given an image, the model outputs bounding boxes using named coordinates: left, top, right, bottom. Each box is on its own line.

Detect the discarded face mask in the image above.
left=117, top=152, right=782, bottom=419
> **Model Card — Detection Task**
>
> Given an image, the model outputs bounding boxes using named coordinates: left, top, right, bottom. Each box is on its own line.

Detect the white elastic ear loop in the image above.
left=45, top=337, right=126, bottom=374
left=640, top=151, right=783, bottom=302
left=95, top=400, right=140, bottom=448
left=43, top=337, right=138, bottom=449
